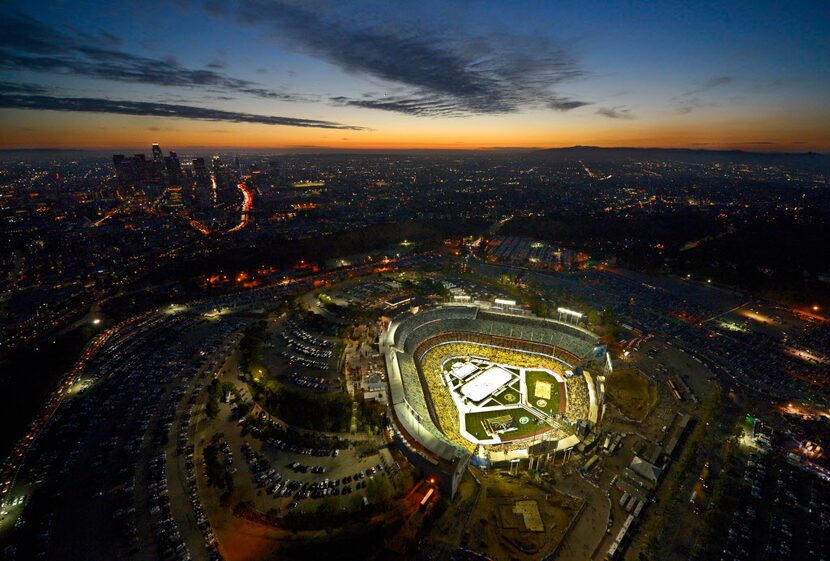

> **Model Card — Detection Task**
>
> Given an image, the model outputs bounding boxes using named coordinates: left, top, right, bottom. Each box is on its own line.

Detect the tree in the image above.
left=349, top=493, right=365, bottom=511
left=366, top=476, right=393, bottom=507
left=318, top=495, right=342, bottom=517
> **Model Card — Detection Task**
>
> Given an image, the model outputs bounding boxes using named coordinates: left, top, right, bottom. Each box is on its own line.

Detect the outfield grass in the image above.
left=493, top=388, right=521, bottom=406
left=524, top=369, right=561, bottom=417
left=465, top=408, right=546, bottom=441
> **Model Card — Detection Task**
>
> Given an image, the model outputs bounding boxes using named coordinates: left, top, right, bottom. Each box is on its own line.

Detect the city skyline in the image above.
left=2, top=0, right=829, bottom=151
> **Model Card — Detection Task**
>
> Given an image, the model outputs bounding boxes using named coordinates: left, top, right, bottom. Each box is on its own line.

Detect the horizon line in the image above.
left=1, top=144, right=827, bottom=156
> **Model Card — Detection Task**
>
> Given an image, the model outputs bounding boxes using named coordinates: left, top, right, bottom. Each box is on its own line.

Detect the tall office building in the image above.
left=164, top=151, right=182, bottom=185
left=192, top=157, right=212, bottom=209
left=151, top=143, right=163, bottom=163
left=192, top=157, right=208, bottom=182
left=113, top=154, right=133, bottom=188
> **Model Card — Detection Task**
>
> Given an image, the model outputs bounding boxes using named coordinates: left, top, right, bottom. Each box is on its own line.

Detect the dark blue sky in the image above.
left=1, top=0, right=828, bottom=149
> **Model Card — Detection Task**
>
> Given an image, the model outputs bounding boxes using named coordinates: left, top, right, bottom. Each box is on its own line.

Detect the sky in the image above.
left=1, top=0, right=829, bottom=151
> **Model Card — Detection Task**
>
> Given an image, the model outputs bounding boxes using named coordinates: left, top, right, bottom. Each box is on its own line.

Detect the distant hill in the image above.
left=528, top=146, right=830, bottom=171
left=0, top=148, right=96, bottom=161
left=0, top=148, right=88, bottom=153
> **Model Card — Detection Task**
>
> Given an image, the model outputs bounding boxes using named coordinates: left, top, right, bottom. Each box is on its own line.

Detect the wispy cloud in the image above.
left=596, top=106, right=633, bottom=119
left=0, top=10, right=306, bottom=102
left=223, top=1, right=589, bottom=117
left=682, top=76, right=732, bottom=97
left=0, top=81, right=48, bottom=95
left=0, top=89, right=365, bottom=130
left=674, top=97, right=718, bottom=115
left=547, top=96, right=592, bottom=112
left=673, top=76, right=732, bottom=114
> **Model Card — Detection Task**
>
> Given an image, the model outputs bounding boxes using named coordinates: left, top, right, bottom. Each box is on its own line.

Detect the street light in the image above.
left=92, top=318, right=101, bottom=325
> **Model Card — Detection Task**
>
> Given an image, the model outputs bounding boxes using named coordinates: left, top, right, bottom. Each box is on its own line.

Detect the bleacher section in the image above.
left=391, top=306, right=597, bottom=358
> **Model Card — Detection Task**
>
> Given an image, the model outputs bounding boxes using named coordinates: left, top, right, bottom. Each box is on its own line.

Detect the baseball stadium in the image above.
left=382, top=304, right=607, bottom=497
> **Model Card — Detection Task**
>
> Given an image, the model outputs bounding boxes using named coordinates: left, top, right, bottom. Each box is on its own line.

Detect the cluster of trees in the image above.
left=400, top=276, right=449, bottom=299
left=239, top=319, right=268, bottom=373
left=483, top=271, right=621, bottom=342
left=356, top=399, right=386, bottom=435
left=697, top=438, right=742, bottom=550
left=295, top=309, right=340, bottom=336
left=641, top=385, right=723, bottom=557
left=206, top=379, right=239, bottom=419
left=264, top=387, right=353, bottom=432
left=318, top=296, right=364, bottom=320
left=203, top=434, right=234, bottom=505
left=245, top=365, right=353, bottom=432
left=237, top=318, right=353, bottom=432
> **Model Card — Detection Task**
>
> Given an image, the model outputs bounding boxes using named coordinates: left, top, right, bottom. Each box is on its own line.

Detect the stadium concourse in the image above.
left=381, top=304, right=606, bottom=498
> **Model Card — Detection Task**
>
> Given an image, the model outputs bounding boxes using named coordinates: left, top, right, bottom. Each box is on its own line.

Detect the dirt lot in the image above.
left=462, top=472, right=581, bottom=561
left=606, top=369, right=657, bottom=421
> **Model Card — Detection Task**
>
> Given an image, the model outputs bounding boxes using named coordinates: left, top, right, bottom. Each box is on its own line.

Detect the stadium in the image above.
left=382, top=304, right=607, bottom=497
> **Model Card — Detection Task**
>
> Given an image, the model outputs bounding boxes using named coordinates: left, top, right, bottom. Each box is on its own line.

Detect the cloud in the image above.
left=547, top=96, right=591, bottom=111
left=330, top=94, right=469, bottom=117
left=0, top=10, right=304, bottom=101
left=674, top=97, right=718, bottom=115
left=682, top=76, right=732, bottom=97
left=672, top=76, right=733, bottom=114
left=0, top=81, right=48, bottom=95
left=225, top=1, right=588, bottom=116
left=596, top=106, right=633, bottom=119
left=0, top=90, right=365, bottom=130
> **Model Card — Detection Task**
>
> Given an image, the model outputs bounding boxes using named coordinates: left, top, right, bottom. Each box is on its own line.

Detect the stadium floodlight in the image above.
left=556, top=307, right=583, bottom=318
left=494, top=298, right=517, bottom=306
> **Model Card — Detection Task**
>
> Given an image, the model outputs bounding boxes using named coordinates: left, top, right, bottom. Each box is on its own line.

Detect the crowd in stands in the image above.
left=415, top=337, right=592, bottom=448
left=414, top=344, right=471, bottom=451
left=393, top=307, right=596, bottom=361
left=393, top=351, right=455, bottom=449
left=564, top=375, right=590, bottom=424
